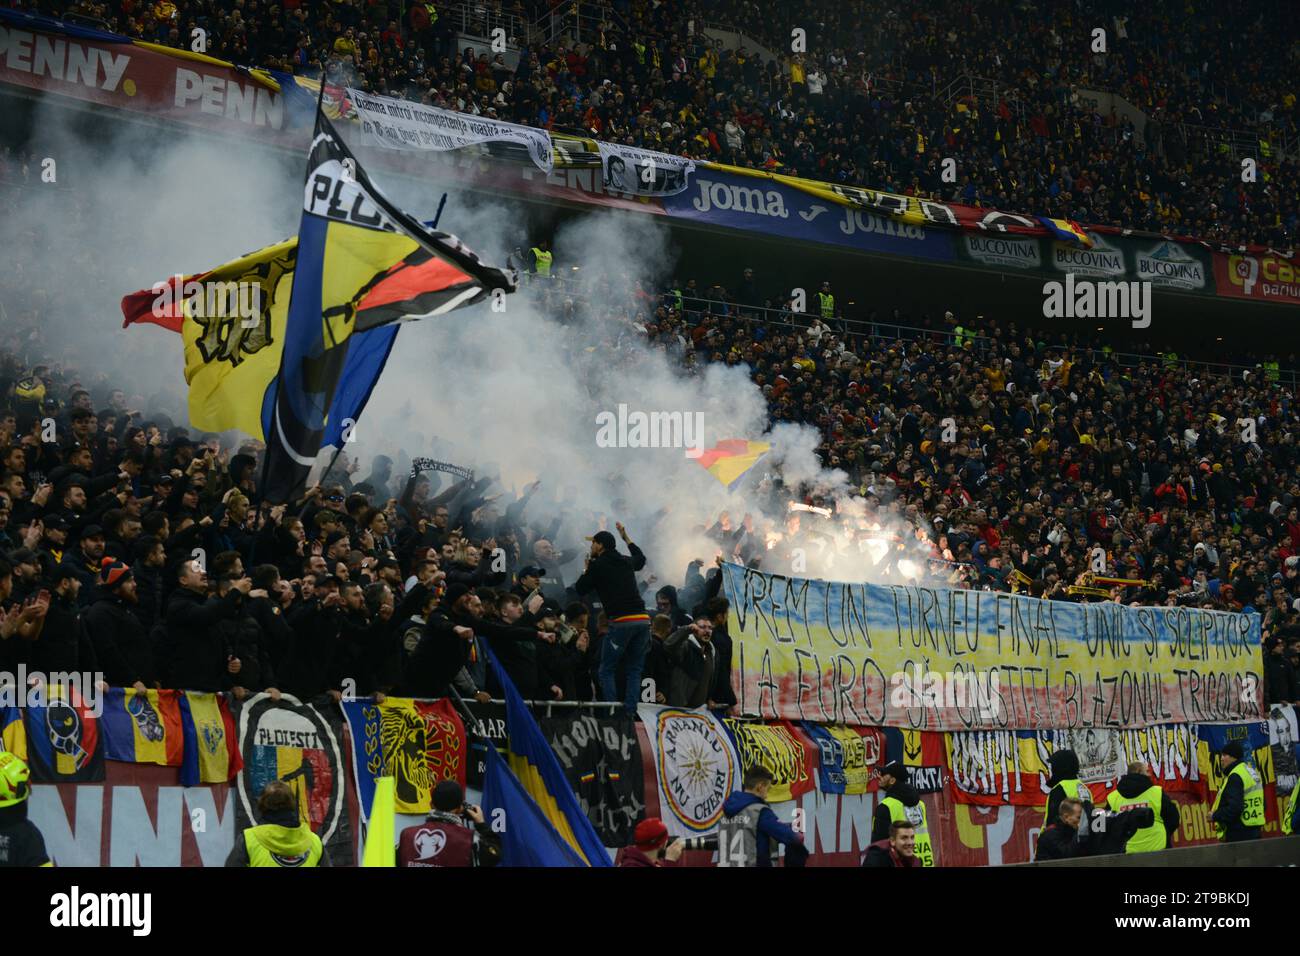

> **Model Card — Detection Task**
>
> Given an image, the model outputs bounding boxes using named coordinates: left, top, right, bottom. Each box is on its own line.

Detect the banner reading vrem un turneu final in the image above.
left=719, top=563, right=1262, bottom=732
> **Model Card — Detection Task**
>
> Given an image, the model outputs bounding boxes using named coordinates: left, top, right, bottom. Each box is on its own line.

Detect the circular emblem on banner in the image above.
left=655, top=710, right=737, bottom=833
left=237, top=692, right=344, bottom=846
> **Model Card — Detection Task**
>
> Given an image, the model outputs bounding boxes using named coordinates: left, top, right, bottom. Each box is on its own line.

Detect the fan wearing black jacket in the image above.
left=1036, top=798, right=1157, bottom=860
left=574, top=523, right=648, bottom=713
left=405, top=583, right=481, bottom=697
left=1103, top=762, right=1181, bottom=852
left=82, top=557, right=154, bottom=690
left=162, top=558, right=249, bottom=692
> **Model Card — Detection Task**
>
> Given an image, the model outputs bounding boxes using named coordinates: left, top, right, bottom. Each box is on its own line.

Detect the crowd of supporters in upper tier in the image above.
left=20, top=0, right=1300, bottom=250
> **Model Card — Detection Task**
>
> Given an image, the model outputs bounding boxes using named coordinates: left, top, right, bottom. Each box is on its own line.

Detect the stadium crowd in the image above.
left=21, top=0, right=1300, bottom=249
left=1, top=171, right=1299, bottom=715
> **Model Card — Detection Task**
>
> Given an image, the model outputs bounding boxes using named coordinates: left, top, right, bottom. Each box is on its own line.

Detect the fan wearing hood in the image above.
left=654, top=585, right=692, bottom=628
left=1043, top=749, right=1094, bottom=834
left=1103, top=761, right=1181, bottom=853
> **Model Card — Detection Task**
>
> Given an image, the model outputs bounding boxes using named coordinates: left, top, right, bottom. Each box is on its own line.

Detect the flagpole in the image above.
left=430, top=192, right=448, bottom=229
left=314, top=53, right=328, bottom=114
left=273, top=56, right=331, bottom=512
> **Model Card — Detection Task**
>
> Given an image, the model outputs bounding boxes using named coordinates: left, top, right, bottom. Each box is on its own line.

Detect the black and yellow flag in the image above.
left=261, top=108, right=516, bottom=502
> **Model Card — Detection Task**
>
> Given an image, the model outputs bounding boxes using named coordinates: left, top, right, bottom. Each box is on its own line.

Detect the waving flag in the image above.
left=1039, top=216, right=1094, bottom=249
left=100, top=688, right=186, bottom=766
left=479, top=643, right=611, bottom=866
left=688, top=438, right=771, bottom=490
left=122, top=132, right=513, bottom=485
left=260, top=107, right=516, bottom=502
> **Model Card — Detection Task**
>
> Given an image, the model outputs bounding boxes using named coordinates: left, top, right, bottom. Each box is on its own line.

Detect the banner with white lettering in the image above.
left=596, top=141, right=694, bottom=196
left=540, top=708, right=645, bottom=846
left=0, top=9, right=307, bottom=132
left=347, top=88, right=552, bottom=172
left=232, top=692, right=353, bottom=864
left=721, top=563, right=1263, bottom=731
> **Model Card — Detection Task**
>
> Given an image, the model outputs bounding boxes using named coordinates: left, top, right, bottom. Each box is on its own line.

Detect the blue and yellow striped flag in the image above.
left=479, top=643, right=612, bottom=866
left=1, top=704, right=26, bottom=759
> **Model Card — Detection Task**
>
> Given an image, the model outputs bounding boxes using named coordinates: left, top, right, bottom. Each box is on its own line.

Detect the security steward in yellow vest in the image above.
left=817, top=281, right=835, bottom=320
left=1104, top=761, right=1180, bottom=853
left=1042, top=750, right=1094, bottom=832
left=1210, top=740, right=1265, bottom=842
left=871, top=760, right=934, bottom=866
left=531, top=240, right=553, bottom=277
left=0, top=752, right=52, bottom=867
left=226, top=781, right=330, bottom=867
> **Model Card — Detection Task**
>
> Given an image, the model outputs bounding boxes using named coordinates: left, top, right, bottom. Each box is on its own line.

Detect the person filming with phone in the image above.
left=397, top=780, right=501, bottom=867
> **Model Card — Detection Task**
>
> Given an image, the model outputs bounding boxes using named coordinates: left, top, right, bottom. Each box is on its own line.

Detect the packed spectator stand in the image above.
left=19, top=0, right=1300, bottom=251
left=2, top=165, right=1299, bottom=713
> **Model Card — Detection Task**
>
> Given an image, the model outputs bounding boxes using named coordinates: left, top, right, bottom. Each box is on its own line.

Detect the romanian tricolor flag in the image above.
left=1038, top=216, right=1095, bottom=249
left=1, top=704, right=26, bottom=759
left=101, top=688, right=186, bottom=767
left=179, top=691, right=243, bottom=785
left=23, top=683, right=104, bottom=783
left=480, top=643, right=611, bottom=867
left=688, top=438, right=771, bottom=490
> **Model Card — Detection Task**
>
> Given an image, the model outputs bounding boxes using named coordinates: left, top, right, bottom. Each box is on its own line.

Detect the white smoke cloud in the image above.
left=2, top=100, right=957, bottom=591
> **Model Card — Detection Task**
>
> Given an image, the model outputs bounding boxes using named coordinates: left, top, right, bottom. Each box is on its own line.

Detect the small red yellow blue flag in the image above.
left=688, top=439, right=772, bottom=490
left=1038, top=216, right=1094, bottom=249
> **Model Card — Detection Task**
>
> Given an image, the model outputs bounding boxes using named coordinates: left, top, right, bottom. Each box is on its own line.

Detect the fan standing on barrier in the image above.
left=574, top=522, right=648, bottom=714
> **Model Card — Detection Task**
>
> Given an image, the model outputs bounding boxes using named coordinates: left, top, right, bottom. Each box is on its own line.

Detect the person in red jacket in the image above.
left=862, top=820, right=921, bottom=868
left=398, top=781, right=501, bottom=867
left=618, top=818, right=683, bottom=867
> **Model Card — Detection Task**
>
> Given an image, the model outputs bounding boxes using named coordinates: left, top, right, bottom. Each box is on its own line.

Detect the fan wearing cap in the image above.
left=512, top=565, right=547, bottom=603
left=0, top=753, right=51, bottom=867
left=573, top=522, right=649, bottom=713
left=397, top=780, right=501, bottom=868
left=82, top=557, right=153, bottom=692
left=618, top=817, right=683, bottom=867
left=1210, top=740, right=1265, bottom=843
left=62, top=523, right=106, bottom=608
left=35, top=513, right=70, bottom=579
